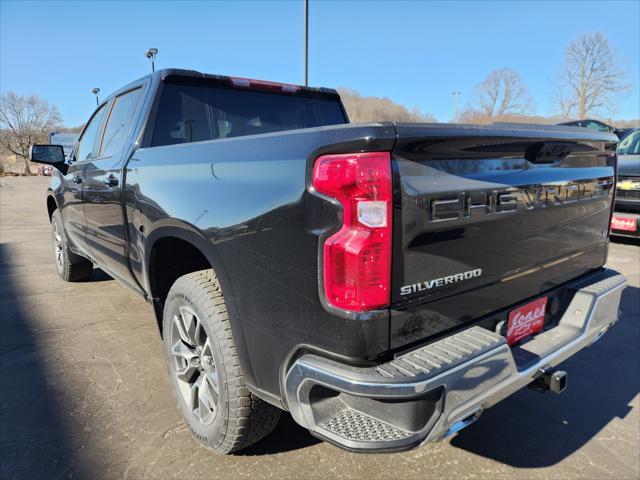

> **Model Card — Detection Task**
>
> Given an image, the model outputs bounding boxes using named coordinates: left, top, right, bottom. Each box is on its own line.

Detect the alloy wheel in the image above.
left=170, top=306, right=219, bottom=425
left=53, top=222, right=64, bottom=273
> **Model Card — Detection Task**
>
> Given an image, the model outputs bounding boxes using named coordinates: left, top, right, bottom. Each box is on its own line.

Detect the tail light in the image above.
left=312, top=152, right=392, bottom=311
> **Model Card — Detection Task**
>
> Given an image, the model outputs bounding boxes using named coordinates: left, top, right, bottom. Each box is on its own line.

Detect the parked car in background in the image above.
left=557, top=119, right=631, bottom=139
left=615, top=127, right=634, bottom=140
left=611, top=128, right=640, bottom=238
left=38, top=165, right=53, bottom=176
left=29, top=69, right=627, bottom=454
left=558, top=119, right=615, bottom=133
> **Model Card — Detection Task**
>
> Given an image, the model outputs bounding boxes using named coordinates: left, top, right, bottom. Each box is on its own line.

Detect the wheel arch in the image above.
left=46, top=194, right=58, bottom=221
left=143, top=224, right=257, bottom=388
left=144, top=225, right=225, bottom=322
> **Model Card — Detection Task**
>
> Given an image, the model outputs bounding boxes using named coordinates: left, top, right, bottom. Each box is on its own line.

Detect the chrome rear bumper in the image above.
left=284, top=269, right=628, bottom=452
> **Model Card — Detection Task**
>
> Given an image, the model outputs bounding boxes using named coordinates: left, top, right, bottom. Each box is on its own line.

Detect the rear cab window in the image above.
left=150, top=81, right=347, bottom=147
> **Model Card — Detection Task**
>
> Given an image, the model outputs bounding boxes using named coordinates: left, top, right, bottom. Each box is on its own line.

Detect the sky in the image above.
left=1, top=0, right=639, bottom=126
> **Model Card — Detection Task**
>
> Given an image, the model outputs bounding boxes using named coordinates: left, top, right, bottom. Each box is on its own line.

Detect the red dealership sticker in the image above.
left=507, top=297, right=547, bottom=345
left=611, top=216, right=637, bottom=232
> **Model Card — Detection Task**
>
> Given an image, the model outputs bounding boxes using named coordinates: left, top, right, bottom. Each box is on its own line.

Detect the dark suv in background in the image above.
left=611, top=129, right=640, bottom=237
left=557, top=119, right=631, bottom=139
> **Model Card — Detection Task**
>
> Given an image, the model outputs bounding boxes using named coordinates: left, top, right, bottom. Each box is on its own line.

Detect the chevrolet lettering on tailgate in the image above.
left=420, top=179, right=613, bottom=223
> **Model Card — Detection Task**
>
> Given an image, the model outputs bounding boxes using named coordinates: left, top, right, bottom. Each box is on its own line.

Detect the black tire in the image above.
left=51, top=209, right=93, bottom=282
left=163, top=269, right=281, bottom=454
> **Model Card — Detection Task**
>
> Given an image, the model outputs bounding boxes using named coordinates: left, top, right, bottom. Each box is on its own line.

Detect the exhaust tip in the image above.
left=443, top=410, right=482, bottom=439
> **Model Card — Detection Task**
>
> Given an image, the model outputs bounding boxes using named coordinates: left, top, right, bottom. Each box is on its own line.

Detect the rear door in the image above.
left=82, top=86, right=144, bottom=288
left=61, top=103, right=109, bottom=254
left=389, top=123, right=617, bottom=349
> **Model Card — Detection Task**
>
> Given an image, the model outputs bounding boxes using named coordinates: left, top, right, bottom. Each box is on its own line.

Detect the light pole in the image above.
left=92, top=88, right=100, bottom=106
left=451, top=91, right=461, bottom=123
left=303, top=0, right=308, bottom=86
left=145, top=48, right=158, bottom=72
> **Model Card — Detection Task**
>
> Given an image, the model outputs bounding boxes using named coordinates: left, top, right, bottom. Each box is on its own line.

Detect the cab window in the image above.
left=151, top=82, right=346, bottom=147
left=76, top=105, right=108, bottom=162
left=101, top=88, right=142, bottom=157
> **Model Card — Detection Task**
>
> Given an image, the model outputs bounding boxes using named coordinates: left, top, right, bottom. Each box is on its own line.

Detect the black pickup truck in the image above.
left=30, top=69, right=627, bottom=454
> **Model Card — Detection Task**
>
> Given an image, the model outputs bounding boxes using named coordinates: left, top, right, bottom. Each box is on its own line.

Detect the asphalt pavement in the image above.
left=1, top=176, right=639, bottom=480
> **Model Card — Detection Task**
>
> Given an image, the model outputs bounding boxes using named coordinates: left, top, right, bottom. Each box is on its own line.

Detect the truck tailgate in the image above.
left=390, top=123, right=617, bottom=349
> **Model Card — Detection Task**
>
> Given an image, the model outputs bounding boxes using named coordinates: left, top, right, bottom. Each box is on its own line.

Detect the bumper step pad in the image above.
left=320, top=409, right=412, bottom=442
left=376, top=326, right=503, bottom=379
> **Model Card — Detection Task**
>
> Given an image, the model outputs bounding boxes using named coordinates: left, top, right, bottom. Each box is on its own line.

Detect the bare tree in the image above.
left=465, top=68, right=533, bottom=121
left=0, top=92, right=61, bottom=175
left=555, top=32, right=629, bottom=119
left=337, top=88, right=437, bottom=123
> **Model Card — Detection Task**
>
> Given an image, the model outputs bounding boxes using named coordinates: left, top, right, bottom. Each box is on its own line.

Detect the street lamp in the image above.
left=145, top=48, right=158, bottom=72
left=303, top=0, right=308, bottom=86
left=92, top=88, right=100, bottom=106
left=451, top=91, right=462, bottom=123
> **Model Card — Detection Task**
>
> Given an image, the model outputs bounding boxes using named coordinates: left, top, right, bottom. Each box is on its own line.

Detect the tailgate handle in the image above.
left=526, top=142, right=575, bottom=164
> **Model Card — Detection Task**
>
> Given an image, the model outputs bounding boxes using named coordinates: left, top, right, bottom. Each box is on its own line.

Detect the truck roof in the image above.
left=104, top=68, right=339, bottom=105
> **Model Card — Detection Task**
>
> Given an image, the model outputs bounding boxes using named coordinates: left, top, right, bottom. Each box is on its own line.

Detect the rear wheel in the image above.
left=51, top=209, right=93, bottom=282
left=163, top=269, right=281, bottom=454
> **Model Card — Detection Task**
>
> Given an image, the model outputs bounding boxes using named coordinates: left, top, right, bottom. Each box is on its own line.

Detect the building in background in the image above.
left=49, top=131, right=80, bottom=160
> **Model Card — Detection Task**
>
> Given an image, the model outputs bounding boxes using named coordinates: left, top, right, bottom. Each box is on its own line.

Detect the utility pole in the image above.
left=451, top=91, right=461, bottom=123
left=92, top=88, right=100, bottom=106
left=303, top=0, right=309, bottom=86
left=145, top=48, right=158, bottom=72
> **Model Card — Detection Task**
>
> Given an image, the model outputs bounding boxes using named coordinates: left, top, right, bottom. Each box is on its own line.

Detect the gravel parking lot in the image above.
left=1, top=176, right=639, bottom=480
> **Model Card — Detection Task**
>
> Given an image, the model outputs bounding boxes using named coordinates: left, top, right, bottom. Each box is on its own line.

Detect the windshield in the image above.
left=617, top=131, right=640, bottom=155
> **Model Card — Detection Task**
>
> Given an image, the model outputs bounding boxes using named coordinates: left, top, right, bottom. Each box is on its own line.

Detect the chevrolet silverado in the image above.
left=29, top=69, right=627, bottom=453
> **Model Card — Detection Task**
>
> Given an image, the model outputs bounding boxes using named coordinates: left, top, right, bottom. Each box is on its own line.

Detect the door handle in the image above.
left=72, top=176, right=83, bottom=184
left=103, top=174, right=119, bottom=187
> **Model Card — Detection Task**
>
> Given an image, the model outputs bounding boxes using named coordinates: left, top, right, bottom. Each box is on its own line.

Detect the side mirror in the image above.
left=29, top=144, right=65, bottom=164
left=29, top=145, right=68, bottom=174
